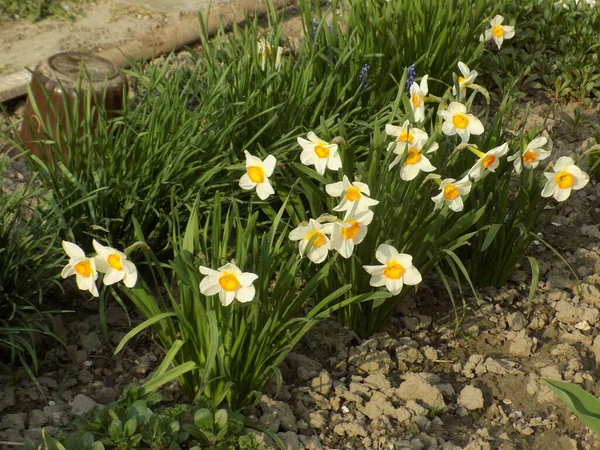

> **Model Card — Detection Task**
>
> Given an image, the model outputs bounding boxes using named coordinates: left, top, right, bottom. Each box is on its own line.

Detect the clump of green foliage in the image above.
left=23, top=384, right=268, bottom=450
left=0, top=154, right=64, bottom=373
left=0, top=0, right=87, bottom=21
left=483, top=0, right=600, bottom=101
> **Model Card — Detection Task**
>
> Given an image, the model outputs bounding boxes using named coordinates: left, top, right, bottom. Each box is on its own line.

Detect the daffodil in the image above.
left=480, top=15, right=515, bottom=49
left=93, top=240, right=138, bottom=288
left=363, top=244, right=422, bottom=295
left=452, top=62, right=478, bottom=100
left=438, top=102, right=484, bottom=144
left=199, top=263, right=258, bottom=306
left=409, top=75, right=428, bottom=122
left=61, top=241, right=99, bottom=297
left=468, top=143, right=509, bottom=181
left=289, top=219, right=334, bottom=264
left=541, top=156, right=589, bottom=202
left=330, top=210, right=373, bottom=258
left=258, top=39, right=283, bottom=71
left=506, top=136, right=551, bottom=174
left=297, top=132, right=342, bottom=175
left=389, top=143, right=437, bottom=181
left=239, top=150, right=276, bottom=200
left=325, top=175, right=379, bottom=215
left=432, top=176, right=472, bottom=212
left=385, top=120, right=429, bottom=154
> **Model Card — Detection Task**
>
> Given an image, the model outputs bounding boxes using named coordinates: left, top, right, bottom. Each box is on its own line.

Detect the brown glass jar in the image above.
left=19, top=52, right=127, bottom=164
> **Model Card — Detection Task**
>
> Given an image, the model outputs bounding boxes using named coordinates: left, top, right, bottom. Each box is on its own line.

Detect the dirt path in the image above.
left=0, top=0, right=229, bottom=76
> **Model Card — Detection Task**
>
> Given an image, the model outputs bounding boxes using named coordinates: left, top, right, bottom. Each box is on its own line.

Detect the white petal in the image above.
left=555, top=156, right=574, bottom=171
left=456, top=128, right=470, bottom=144
left=403, top=266, right=422, bottom=285
left=103, top=269, right=124, bottom=286
left=503, top=26, right=515, bottom=39
left=220, top=290, right=236, bottom=307
left=469, top=162, right=484, bottom=180
left=314, top=158, right=328, bottom=175
left=238, top=272, right=259, bottom=286
left=61, top=264, right=75, bottom=278
left=401, top=163, right=421, bottom=181
left=236, top=285, right=255, bottom=303
left=467, top=116, right=485, bottom=135
left=442, top=120, right=457, bottom=136
left=353, top=181, right=370, bottom=195
left=239, top=173, right=256, bottom=190
left=326, top=181, right=344, bottom=197
left=200, top=275, right=221, bottom=295
left=308, top=244, right=329, bottom=264
left=62, top=241, right=86, bottom=259
left=262, top=155, right=277, bottom=176
left=527, top=136, right=547, bottom=150
left=369, top=274, right=387, bottom=287
left=573, top=172, right=590, bottom=190
left=386, top=277, right=404, bottom=295
left=376, top=244, right=399, bottom=264
left=554, top=187, right=572, bottom=202
left=327, top=152, right=342, bottom=171
left=385, top=124, right=401, bottom=137
left=363, top=264, right=385, bottom=276
left=123, top=264, right=138, bottom=288
left=244, top=151, right=263, bottom=168
left=449, top=197, right=464, bottom=212
left=256, top=180, right=275, bottom=200
left=199, top=266, right=219, bottom=276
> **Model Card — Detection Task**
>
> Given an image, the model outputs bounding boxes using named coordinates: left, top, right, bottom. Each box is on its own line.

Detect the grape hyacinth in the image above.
left=359, top=64, right=371, bottom=88
left=404, top=65, right=416, bottom=92
left=312, top=19, right=319, bottom=41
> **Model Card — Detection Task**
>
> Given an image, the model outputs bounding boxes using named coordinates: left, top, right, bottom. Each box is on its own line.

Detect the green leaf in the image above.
left=114, top=312, right=177, bottom=354
left=214, top=409, right=228, bottom=430
left=526, top=256, right=540, bottom=311
left=124, top=417, right=138, bottom=437
left=194, top=408, right=214, bottom=431
left=481, top=224, right=502, bottom=252
left=544, top=379, right=600, bottom=438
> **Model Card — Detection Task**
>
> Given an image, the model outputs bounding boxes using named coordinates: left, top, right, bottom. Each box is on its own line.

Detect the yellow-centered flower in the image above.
left=325, top=175, right=379, bottom=216
left=432, top=176, right=472, bottom=212
left=480, top=15, right=515, bottom=49
left=385, top=120, right=431, bottom=155
left=93, top=240, right=138, bottom=288
left=541, top=156, right=589, bottom=202
left=239, top=150, right=276, bottom=200
left=61, top=241, right=99, bottom=297
left=363, top=244, right=422, bottom=295
left=507, top=136, right=551, bottom=174
left=438, top=102, right=484, bottom=144
left=199, top=262, right=258, bottom=306
left=297, top=132, right=342, bottom=175
left=453, top=62, right=478, bottom=100
left=468, top=143, right=509, bottom=181
left=289, top=219, right=334, bottom=264
left=330, top=210, right=374, bottom=259
left=409, top=75, right=429, bottom=122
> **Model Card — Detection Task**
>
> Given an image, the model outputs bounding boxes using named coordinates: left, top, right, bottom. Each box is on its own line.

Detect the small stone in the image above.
left=506, top=312, right=528, bottom=331
left=508, top=331, right=533, bottom=357
left=80, top=332, right=102, bottom=353
left=333, top=422, right=368, bottom=437
left=520, top=426, right=534, bottom=436
left=0, top=413, right=26, bottom=430
left=423, top=346, right=439, bottom=360
left=70, top=394, right=100, bottom=417
left=555, top=300, right=599, bottom=325
left=396, top=373, right=446, bottom=409
left=349, top=349, right=393, bottom=374
left=457, top=386, right=484, bottom=410
left=310, top=370, right=332, bottom=395
left=0, top=386, right=15, bottom=413
left=29, top=409, right=47, bottom=428
left=278, top=431, right=301, bottom=450
left=308, top=412, right=326, bottom=429
left=93, top=387, right=119, bottom=404
left=574, top=320, right=591, bottom=331
left=260, top=395, right=297, bottom=432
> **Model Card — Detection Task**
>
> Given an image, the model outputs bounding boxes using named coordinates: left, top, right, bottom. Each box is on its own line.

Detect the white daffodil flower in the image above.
left=452, top=62, right=478, bottom=100
left=409, top=75, right=429, bottom=122
left=388, top=139, right=437, bottom=180
left=258, top=39, right=283, bottom=71
left=385, top=120, right=430, bottom=154
left=468, top=143, right=509, bottom=181
left=289, top=219, right=334, bottom=264
left=61, top=241, right=99, bottom=297
left=541, top=156, right=589, bottom=202
left=239, top=150, right=276, bottom=200
left=438, top=102, right=484, bottom=144
left=199, top=263, right=258, bottom=306
left=480, top=15, right=515, bottom=49
left=507, top=136, right=551, bottom=174
left=363, top=244, right=422, bottom=295
left=93, top=240, right=138, bottom=288
left=330, top=210, right=374, bottom=259
left=432, top=176, right=472, bottom=212
left=297, top=132, right=342, bottom=175
left=325, top=175, right=379, bottom=215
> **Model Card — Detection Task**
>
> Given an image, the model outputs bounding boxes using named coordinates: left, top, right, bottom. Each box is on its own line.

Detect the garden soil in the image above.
left=3, top=6, right=600, bottom=450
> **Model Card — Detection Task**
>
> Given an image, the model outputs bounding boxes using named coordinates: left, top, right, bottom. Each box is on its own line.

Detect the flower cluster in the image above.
left=61, top=240, right=138, bottom=297
left=359, top=64, right=371, bottom=88
left=404, top=65, right=416, bottom=92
